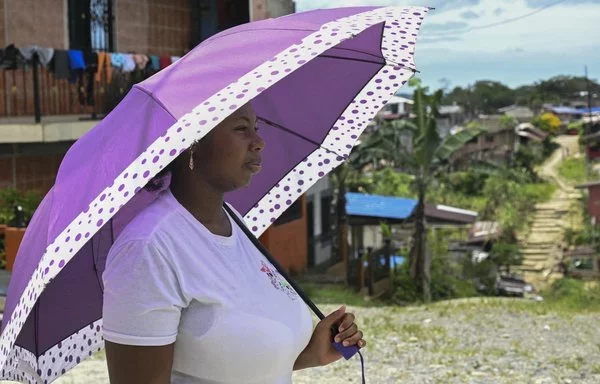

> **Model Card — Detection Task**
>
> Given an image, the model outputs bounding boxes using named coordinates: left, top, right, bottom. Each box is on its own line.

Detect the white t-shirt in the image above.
left=102, top=189, right=314, bottom=384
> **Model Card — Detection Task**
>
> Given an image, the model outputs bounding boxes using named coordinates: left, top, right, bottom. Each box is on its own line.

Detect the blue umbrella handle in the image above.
left=332, top=340, right=360, bottom=360
left=331, top=326, right=360, bottom=359
left=331, top=328, right=366, bottom=384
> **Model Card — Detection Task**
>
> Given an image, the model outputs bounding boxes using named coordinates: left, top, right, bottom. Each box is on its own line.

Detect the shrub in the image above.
left=0, top=188, right=42, bottom=226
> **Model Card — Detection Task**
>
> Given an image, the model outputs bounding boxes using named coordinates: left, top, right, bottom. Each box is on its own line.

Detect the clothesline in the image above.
left=0, top=43, right=181, bottom=84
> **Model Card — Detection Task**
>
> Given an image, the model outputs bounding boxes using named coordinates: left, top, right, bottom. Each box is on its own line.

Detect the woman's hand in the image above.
left=293, top=305, right=366, bottom=370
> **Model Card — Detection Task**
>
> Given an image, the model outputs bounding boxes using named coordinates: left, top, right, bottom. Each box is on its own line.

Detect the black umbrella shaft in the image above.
left=223, top=204, right=326, bottom=321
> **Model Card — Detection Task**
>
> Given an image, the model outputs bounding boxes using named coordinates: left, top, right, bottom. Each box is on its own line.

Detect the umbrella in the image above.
left=0, top=6, right=429, bottom=382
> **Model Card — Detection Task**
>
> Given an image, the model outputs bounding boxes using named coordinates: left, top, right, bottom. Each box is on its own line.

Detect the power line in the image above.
left=429, top=0, right=570, bottom=36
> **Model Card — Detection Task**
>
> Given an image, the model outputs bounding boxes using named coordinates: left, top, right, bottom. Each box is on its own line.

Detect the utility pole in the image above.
left=585, top=65, right=592, bottom=178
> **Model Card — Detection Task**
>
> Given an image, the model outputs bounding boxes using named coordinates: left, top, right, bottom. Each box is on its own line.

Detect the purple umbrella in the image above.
left=0, top=6, right=428, bottom=382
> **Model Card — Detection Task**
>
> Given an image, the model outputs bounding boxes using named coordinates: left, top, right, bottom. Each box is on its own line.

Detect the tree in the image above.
left=533, top=112, right=562, bottom=135
left=445, top=75, right=600, bottom=117
left=444, top=81, right=516, bottom=116
left=368, top=168, right=415, bottom=197
left=329, top=162, right=369, bottom=274
left=500, top=115, right=518, bottom=130
left=489, top=242, right=523, bottom=275
left=360, top=79, right=485, bottom=302
left=329, top=142, right=379, bottom=274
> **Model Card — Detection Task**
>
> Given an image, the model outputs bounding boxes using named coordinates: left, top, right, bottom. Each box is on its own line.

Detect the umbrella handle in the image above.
left=223, top=204, right=362, bottom=362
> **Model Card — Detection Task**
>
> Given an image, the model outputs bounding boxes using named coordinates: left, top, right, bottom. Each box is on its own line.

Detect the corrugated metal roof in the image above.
left=549, top=106, right=584, bottom=114
left=345, top=192, right=417, bottom=220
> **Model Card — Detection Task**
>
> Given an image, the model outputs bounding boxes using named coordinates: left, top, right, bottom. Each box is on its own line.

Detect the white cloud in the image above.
left=295, top=0, right=600, bottom=87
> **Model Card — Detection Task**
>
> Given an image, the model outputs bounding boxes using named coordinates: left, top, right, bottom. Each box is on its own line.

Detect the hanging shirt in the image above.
left=122, top=54, right=136, bottom=72
left=51, top=50, right=70, bottom=80
left=159, top=56, right=171, bottom=69
left=67, top=50, right=86, bottom=70
left=133, top=54, right=149, bottom=70
left=102, top=188, right=313, bottom=384
left=149, top=55, right=160, bottom=71
left=110, top=53, right=126, bottom=69
left=95, top=52, right=112, bottom=83
left=18, top=45, right=54, bottom=67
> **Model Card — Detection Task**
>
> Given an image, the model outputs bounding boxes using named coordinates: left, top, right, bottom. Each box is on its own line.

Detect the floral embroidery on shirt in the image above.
left=260, top=260, right=298, bottom=300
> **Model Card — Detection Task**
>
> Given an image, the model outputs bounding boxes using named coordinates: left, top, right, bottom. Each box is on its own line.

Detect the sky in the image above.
left=295, top=0, right=600, bottom=90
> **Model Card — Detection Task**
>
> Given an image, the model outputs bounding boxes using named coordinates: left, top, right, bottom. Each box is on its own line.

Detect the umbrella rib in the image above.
left=317, top=54, right=416, bottom=72
left=318, top=54, right=384, bottom=66
left=328, top=47, right=387, bottom=62
left=257, top=117, right=346, bottom=159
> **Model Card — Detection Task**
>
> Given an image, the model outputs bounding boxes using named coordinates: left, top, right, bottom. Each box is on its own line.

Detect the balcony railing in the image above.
left=0, top=54, right=144, bottom=123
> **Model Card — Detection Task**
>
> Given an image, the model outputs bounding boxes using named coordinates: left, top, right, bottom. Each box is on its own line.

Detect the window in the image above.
left=69, top=0, right=114, bottom=52
left=320, top=196, right=332, bottom=237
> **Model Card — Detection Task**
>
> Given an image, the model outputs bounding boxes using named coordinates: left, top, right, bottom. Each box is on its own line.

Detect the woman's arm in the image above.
left=105, top=341, right=175, bottom=384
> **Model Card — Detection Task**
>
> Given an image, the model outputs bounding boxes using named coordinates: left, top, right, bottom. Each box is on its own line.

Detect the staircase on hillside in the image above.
left=514, top=136, right=583, bottom=291
left=515, top=187, right=580, bottom=291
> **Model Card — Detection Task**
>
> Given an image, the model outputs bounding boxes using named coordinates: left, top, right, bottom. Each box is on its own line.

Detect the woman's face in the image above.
left=193, top=103, right=265, bottom=191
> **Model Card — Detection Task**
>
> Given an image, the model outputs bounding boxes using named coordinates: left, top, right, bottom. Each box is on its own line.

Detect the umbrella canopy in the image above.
left=0, top=6, right=429, bottom=382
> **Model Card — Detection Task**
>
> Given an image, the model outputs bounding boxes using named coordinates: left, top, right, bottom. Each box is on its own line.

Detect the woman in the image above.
left=102, top=103, right=366, bottom=384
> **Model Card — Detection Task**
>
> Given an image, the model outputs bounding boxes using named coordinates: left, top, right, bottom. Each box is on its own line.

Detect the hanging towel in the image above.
left=133, top=54, right=149, bottom=70
left=95, top=52, right=112, bottom=83
left=149, top=55, right=160, bottom=71
left=111, top=53, right=126, bottom=69
left=84, top=51, right=98, bottom=74
left=68, top=50, right=86, bottom=70
left=122, top=54, right=136, bottom=72
left=159, top=56, right=171, bottom=69
left=0, top=44, right=25, bottom=70
left=170, top=56, right=181, bottom=63
left=51, top=50, right=70, bottom=80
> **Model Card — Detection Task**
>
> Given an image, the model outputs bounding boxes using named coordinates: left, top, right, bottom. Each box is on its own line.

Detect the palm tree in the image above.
left=328, top=149, right=373, bottom=279
left=359, top=79, right=485, bottom=302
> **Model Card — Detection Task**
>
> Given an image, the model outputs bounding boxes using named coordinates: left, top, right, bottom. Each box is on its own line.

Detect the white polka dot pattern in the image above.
left=1, top=320, right=103, bottom=384
left=0, top=5, right=429, bottom=379
left=245, top=6, right=425, bottom=236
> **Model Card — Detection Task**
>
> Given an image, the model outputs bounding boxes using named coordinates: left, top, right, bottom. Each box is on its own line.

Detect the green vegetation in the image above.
left=299, top=283, right=386, bottom=308
left=0, top=188, right=42, bottom=225
left=558, top=156, right=587, bottom=184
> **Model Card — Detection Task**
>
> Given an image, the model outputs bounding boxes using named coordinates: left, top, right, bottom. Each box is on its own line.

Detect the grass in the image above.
left=299, top=283, right=387, bottom=307
left=397, top=323, right=447, bottom=341
left=550, top=356, right=585, bottom=371
left=522, top=182, right=557, bottom=203
left=558, top=156, right=587, bottom=184
left=302, top=277, right=600, bottom=316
